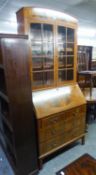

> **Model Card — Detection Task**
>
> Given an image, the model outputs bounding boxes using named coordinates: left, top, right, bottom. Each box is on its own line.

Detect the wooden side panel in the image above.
left=16, top=8, right=30, bottom=34
left=1, top=37, right=38, bottom=175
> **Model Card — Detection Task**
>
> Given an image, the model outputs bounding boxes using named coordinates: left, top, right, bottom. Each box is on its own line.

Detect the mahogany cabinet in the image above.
left=0, top=34, right=38, bottom=175
left=16, top=7, right=78, bottom=90
left=33, top=84, right=86, bottom=166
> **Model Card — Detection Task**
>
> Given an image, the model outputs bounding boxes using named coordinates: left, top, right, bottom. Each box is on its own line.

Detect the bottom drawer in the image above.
left=39, top=135, right=62, bottom=155
left=39, top=128, right=85, bottom=156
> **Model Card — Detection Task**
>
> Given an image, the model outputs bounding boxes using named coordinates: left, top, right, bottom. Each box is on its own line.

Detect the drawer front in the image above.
left=39, top=126, right=85, bottom=156
left=38, top=105, right=86, bottom=142
left=39, top=134, right=65, bottom=155
left=38, top=113, right=65, bottom=130
left=38, top=122, right=65, bottom=142
left=38, top=105, right=86, bottom=130
left=75, top=114, right=86, bottom=128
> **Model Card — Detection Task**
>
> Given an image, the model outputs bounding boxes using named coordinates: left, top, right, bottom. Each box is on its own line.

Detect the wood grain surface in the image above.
left=56, top=154, right=96, bottom=175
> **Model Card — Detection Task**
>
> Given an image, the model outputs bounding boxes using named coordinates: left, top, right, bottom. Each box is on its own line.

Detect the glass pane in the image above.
left=58, top=70, right=66, bottom=81
left=30, top=23, right=42, bottom=41
left=43, top=57, right=53, bottom=69
left=32, top=57, right=43, bottom=70
left=58, top=56, right=66, bottom=68
left=33, top=72, right=43, bottom=86
left=44, top=71, right=54, bottom=85
left=67, top=28, right=74, bottom=42
left=67, top=43, right=74, bottom=55
left=67, top=69, right=73, bottom=80
left=32, top=41, right=43, bottom=70
left=43, top=24, right=53, bottom=41
left=43, top=42, right=53, bottom=56
left=58, top=26, right=66, bottom=42
left=67, top=56, right=74, bottom=68
left=58, top=43, right=66, bottom=56
left=32, top=42, right=42, bottom=56
left=43, top=42, right=54, bottom=69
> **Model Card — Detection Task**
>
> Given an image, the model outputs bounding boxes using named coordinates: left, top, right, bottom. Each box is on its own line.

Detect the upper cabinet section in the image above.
left=16, top=7, right=78, bottom=90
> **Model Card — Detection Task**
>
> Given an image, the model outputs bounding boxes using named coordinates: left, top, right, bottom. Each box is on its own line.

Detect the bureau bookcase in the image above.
left=16, top=7, right=86, bottom=167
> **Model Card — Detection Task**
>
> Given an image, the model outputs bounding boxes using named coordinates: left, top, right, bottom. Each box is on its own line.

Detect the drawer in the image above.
left=63, top=131, right=77, bottom=143
left=38, top=123, right=65, bottom=142
left=75, top=115, right=86, bottom=127
left=38, top=105, right=86, bottom=130
left=38, top=113, right=65, bottom=130
left=64, top=119, right=74, bottom=132
left=63, top=126, right=85, bottom=144
left=39, top=134, right=66, bottom=155
left=64, top=107, right=80, bottom=120
left=39, top=128, right=84, bottom=156
left=39, top=124, right=85, bottom=156
left=73, top=125, right=85, bottom=137
left=65, top=105, right=86, bottom=118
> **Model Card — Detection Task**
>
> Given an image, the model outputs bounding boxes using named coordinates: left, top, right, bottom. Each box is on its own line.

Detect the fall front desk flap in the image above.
left=32, top=84, right=86, bottom=119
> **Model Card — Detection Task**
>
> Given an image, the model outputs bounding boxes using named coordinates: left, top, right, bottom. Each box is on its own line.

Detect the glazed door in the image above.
left=30, top=23, right=54, bottom=89
left=57, top=25, right=75, bottom=84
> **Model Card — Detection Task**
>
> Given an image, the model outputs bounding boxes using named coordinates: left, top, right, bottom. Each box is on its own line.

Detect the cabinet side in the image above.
left=16, top=8, right=30, bottom=34
left=0, top=34, right=38, bottom=175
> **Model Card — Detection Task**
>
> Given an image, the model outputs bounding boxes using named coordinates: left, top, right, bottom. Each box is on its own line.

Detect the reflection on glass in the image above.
left=32, top=42, right=42, bottom=56
left=67, top=28, right=74, bottom=42
left=67, top=56, right=74, bottom=67
left=59, top=56, right=66, bottom=68
left=43, top=24, right=53, bottom=41
left=44, top=57, right=53, bottom=69
left=43, top=42, right=53, bottom=69
left=67, top=69, right=73, bottom=80
left=33, top=71, right=54, bottom=87
left=58, top=43, right=66, bottom=55
left=30, top=23, right=42, bottom=41
left=44, top=71, right=54, bottom=85
left=67, top=43, right=74, bottom=55
left=33, top=72, right=43, bottom=86
left=30, top=23, right=54, bottom=73
left=58, top=26, right=66, bottom=42
left=32, top=57, right=43, bottom=70
left=43, top=42, right=53, bottom=56
left=59, top=70, right=66, bottom=81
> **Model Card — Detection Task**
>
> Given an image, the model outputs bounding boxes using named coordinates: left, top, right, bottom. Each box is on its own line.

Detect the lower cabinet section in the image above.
left=37, top=105, right=86, bottom=164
